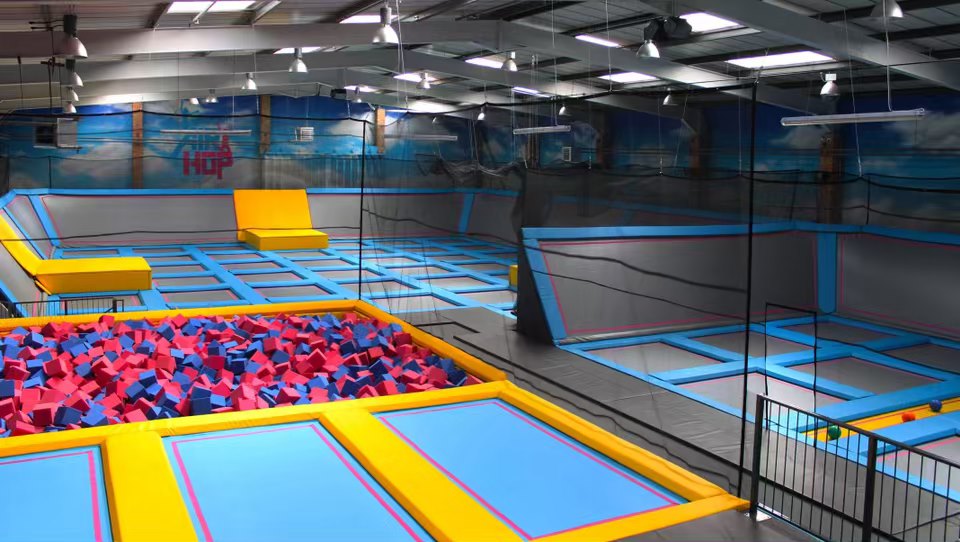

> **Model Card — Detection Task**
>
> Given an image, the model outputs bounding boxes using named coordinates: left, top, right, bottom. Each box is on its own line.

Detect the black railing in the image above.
left=750, top=394, right=960, bottom=541
left=0, top=297, right=125, bottom=319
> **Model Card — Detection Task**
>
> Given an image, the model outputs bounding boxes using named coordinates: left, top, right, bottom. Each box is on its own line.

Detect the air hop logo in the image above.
left=182, top=134, right=234, bottom=180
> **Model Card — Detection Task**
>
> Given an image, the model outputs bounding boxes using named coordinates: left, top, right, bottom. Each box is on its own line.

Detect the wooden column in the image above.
left=818, top=131, right=844, bottom=224
left=259, top=95, right=271, bottom=188
left=131, top=103, right=143, bottom=188
left=374, top=107, right=386, bottom=153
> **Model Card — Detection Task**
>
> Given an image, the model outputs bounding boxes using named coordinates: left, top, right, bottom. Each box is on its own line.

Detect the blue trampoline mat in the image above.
left=0, top=447, right=112, bottom=542
left=378, top=400, right=685, bottom=540
left=165, top=422, right=431, bottom=542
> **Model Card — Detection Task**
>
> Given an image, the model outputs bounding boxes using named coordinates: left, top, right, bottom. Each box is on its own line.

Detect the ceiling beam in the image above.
left=679, top=0, right=960, bottom=91
left=562, top=13, right=659, bottom=36
left=817, top=0, right=960, bottom=23
left=457, top=1, right=580, bottom=22
left=247, top=0, right=283, bottom=25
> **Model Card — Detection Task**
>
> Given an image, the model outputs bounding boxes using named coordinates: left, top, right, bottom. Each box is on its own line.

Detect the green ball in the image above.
left=826, top=425, right=842, bottom=441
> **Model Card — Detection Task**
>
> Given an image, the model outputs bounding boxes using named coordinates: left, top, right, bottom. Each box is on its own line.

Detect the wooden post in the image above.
left=131, top=103, right=143, bottom=189
left=818, top=131, right=843, bottom=224
left=374, top=107, right=386, bottom=153
left=259, top=95, right=271, bottom=188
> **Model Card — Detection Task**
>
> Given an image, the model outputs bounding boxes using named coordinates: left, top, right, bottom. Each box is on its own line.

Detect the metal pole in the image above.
left=862, top=437, right=878, bottom=542
left=749, top=393, right=766, bottom=519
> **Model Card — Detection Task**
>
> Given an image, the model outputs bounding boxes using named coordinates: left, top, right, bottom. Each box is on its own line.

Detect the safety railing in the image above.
left=0, top=296, right=125, bottom=319
left=750, top=394, right=960, bottom=541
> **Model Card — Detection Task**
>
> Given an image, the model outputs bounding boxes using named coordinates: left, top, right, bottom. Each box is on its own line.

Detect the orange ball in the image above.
left=902, top=412, right=917, bottom=423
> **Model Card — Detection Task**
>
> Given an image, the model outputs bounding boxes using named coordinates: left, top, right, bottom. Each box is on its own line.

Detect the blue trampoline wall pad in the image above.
left=377, top=399, right=686, bottom=540
left=0, top=446, right=113, bottom=542
left=164, top=422, right=432, bottom=542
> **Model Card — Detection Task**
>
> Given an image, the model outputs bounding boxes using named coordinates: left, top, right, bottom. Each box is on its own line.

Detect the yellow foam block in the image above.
left=244, top=228, right=328, bottom=251
left=102, top=432, right=197, bottom=542
left=509, top=264, right=518, bottom=287
left=233, top=189, right=314, bottom=242
left=35, top=257, right=152, bottom=294
left=322, top=409, right=522, bottom=542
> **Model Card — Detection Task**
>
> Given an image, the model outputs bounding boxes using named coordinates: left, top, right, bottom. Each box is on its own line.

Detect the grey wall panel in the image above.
left=310, top=193, right=464, bottom=238
left=538, top=231, right=816, bottom=340
left=42, top=194, right=238, bottom=247
left=838, top=233, right=960, bottom=340
left=6, top=196, right=53, bottom=258
left=0, top=242, right=44, bottom=303
left=466, top=194, right=517, bottom=244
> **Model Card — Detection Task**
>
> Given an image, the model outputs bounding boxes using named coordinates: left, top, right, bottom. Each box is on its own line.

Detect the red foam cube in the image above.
left=31, top=403, right=58, bottom=426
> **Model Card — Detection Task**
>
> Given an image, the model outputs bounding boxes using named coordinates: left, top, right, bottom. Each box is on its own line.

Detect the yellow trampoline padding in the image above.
left=244, top=228, right=329, bottom=251
left=321, top=408, right=522, bottom=542
left=233, top=189, right=314, bottom=242
left=0, top=213, right=152, bottom=294
left=509, top=264, right=518, bottom=287
left=102, top=432, right=197, bottom=542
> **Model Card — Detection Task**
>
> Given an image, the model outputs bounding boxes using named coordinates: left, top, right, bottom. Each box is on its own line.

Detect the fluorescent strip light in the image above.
left=274, top=47, right=322, bottom=54
left=682, top=12, right=740, bottom=33
left=598, top=72, right=656, bottom=83
left=395, top=72, right=437, bottom=83
left=168, top=1, right=254, bottom=13
left=512, top=86, right=547, bottom=96
left=781, top=109, right=926, bottom=126
left=160, top=129, right=252, bottom=134
left=575, top=34, right=620, bottom=48
left=465, top=57, right=504, bottom=69
left=513, top=125, right=571, bottom=135
left=727, top=51, right=834, bottom=69
left=340, top=14, right=381, bottom=23
left=167, top=1, right=211, bottom=13
left=345, top=85, right=376, bottom=93
left=208, top=1, right=254, bottom=11
left=384, top=134, right=459, bottom=141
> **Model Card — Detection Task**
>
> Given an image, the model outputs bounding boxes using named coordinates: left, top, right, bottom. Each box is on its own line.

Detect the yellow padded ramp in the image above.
left=102, top=432, right=197, bottom=542
left=233, top=189, right=314, bottom=242
left=0, top=213, right=152, bottom=295
left=321, top=408, right=522, bottom=542
left=245, top=228, right=328, bottom=250
left=509, top=264, right=518, bottom=287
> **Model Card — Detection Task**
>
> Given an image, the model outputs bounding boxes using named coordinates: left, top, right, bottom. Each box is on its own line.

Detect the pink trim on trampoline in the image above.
left=380, top=401, right=679, bottom=540
left=170, top=424, right=422, bottom=542
left=0, top=450, right=103, bottom=542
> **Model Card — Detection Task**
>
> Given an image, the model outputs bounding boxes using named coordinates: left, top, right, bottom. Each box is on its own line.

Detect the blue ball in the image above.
left=930, top=399, right=943, bottom=413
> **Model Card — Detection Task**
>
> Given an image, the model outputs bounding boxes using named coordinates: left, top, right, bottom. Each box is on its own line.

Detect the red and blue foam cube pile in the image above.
left=0, top=312, right=480, bottom=437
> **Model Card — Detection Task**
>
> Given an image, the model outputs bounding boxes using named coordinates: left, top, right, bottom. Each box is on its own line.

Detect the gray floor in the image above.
left=694, top=331, right=811, bottom=357
left=885, top=344, right=960, bottom=374
left=782, top=322, right=891, bottom=345
left=789, top=357, right=938, bottom=394
left=681, top=373, right=844, bottom=416
left=626, top=511, right=815, bottom=541
left=592, top=342, right=721, bottom=374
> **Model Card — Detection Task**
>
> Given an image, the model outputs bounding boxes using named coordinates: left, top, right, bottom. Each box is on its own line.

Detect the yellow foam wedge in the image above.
left=35, top=257, right=152, bottom=295
left=244, top=228, right=328, bottom=251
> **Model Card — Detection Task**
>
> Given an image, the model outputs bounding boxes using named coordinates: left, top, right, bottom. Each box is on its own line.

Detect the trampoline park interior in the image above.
left=6, top=2, right=960, bottom=542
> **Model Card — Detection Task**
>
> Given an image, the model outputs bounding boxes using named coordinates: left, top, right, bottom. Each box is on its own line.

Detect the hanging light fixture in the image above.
left=558, top=103, right=567, bottom=116
left=203, top=89, right=218, bottom=104
left=289, top=48, right=308, bottom=73
left=63, top=102, right=77, bottom=114
left=59, top=14, right=88, bottom=59
left=372, top=2, right=399, bottom=44
left=502, top=51, right=518, bottom=72
left=637, top=39, right=660, bottom=59
left=65, top=59, right=83, bottom=87
left=477, top=106, right=486, bottom=121
left=63, top=87, right=79, bottom=103
left=871, top=0, right=904, bottom=19
left=662, top=90, right=678, bottom=106
left=188, top=97, right=201, bottom=105
left=241, top=72, right=258, bottom=91
left=820, top=73, right=840, bottom=99
left=417, top=72, right=431, bottom=90
left=353, top=89, right=363, bottom=103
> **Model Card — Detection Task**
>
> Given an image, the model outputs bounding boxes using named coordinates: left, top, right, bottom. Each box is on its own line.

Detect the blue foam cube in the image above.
left=55, top=406, right=83, bottom=426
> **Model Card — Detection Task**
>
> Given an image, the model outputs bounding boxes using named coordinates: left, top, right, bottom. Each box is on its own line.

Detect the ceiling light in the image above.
left=513, top=125, right=571, bottom=135
left=637, top=40, right=659, bottom=58
left=871, top=0, right=904, bottom=19
left=289, top=48, right=308, bottom=73
left=395, top=72, right=435, bottom=83
left=681, top=12, right=740, bottom=33
left=63, top=87, right=79, bottom=102
left=820, top=73, right=839, bottom=99
left=59, top=14, right=87, bottom=59
left=502, top=51, right=518, bottom=72
left=662, top=91, right=678, bottom=106
left=512, top=86, right=546, bottom=96
left=341, top=14, right=381, bottom=24
left=63, top=102, right=77, bottom=114
left=598, top=72, right=656, bottom=83
left=466, top=56, right=506, bottom=69
left=168, top=1, right=254, bottom=13
left=477, top=106, right=486, bottom=121
left=558, top=103, right=567, bottom=116
left=575, top=34, right=620, bottom=48
left=410, top=100, right=449, bottom=113
left=727, top=51, right=834, bottom=69
left=781, top=109, right=925, bottom=126
left=353, top=90, right=363, bottom=103
left=372, top=4, right=399, bottom=45
left=274, top=47, right=322, bottom=54
left=345, top=85, right=376, bottom=93
left=241, top=72, right=257, bottom=91
left=385, top=133, right=459, bottom=142
left=203, top=89, right=218, bottom=103
left=188, top=97, right=201, bottom=105
left=417, top=72, right=431, bottom=90
left=208, top=1, right=255, bottom=12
